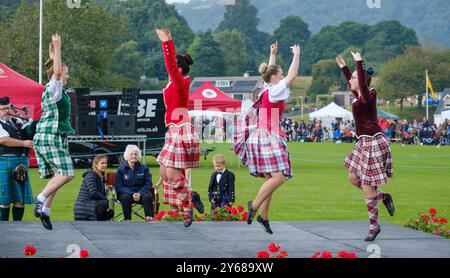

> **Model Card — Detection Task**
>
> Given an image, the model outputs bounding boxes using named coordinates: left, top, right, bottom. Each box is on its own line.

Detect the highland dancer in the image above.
left=155, top=28, right=203, bottom=227
left=235, top=41, right=300, bottom=234
left=336, top=52, right=395, bottom=241
left=33, top=34, right=75, bottom=230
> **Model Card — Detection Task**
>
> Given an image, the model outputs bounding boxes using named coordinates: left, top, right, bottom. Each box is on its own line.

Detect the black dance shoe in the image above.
left=257, top=215, right=273, bottom=234
left=247, top=201, right=256, bottom=225
left=382, top=193, right=395, bottom=217
left=191, top=191, right=205, bottom=214
left=40, top=213, right=53, bottom=230
left=364, top=227, right=381, bottom=241
left=183, top=209, right=194, bottom=228
left=34, top=199, right=43, bottom=218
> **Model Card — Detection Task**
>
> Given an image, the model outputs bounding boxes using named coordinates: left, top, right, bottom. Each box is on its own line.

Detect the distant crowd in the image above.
left=282, top=117, right=450, bottom=146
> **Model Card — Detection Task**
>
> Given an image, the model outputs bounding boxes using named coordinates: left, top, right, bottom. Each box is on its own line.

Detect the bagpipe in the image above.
left=8, top=104, right=38, bottom=140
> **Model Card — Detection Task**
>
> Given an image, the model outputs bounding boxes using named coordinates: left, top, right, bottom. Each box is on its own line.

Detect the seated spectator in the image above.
left=439, top=132, right=449, bottom=146
left=115, top=145, right=154, bottom=221
left=401, top=130, right=413, bottom=145
left=74, top=155, right=114, bottom=221
left=422, top=128, right=434, bottom=145
left=322, top=128, right=330, bottom=142
left=343, top=127, right=354, bottom=143
left=333, top=129, right=342, bottom=143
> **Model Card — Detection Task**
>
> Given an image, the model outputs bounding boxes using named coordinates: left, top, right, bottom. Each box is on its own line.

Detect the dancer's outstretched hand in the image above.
left=162, top=28, right=172, bottom=41
left=336, top=55, right=346, bottom=68
left=351, top=51, right=363, bottom=61
left=270, top=41, right=278, bottom=55
left=290, top=44, right=301, bottom=56
left=52, top=34, right=61, bottom=50
left=155, top=28, right=169, bottom=42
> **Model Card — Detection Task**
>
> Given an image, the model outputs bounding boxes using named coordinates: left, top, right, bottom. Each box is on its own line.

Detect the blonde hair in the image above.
left=213, top=154, right=226, bottom=165
left=258, top=63, right=281, bottom=83
left=44, top=58, right=67, bottom=80
left=92, top=155, right=108, bottom=176
left=124, top=144, right=142, bottom=161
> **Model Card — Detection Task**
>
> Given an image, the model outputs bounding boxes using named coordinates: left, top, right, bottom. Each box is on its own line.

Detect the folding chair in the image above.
left=105, top=172, right=160, bottom=221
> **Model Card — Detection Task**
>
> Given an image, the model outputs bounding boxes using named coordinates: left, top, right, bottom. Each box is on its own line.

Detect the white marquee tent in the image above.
left=309, top=102, right=354, bottom=128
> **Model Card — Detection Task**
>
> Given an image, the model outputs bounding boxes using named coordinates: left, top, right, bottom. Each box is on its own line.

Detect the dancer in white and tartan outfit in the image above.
left=234, top=42, right=299, bottom=234
left=337, top=52, right=395, bottom=241
left=33, top=34, right=75, bottom=230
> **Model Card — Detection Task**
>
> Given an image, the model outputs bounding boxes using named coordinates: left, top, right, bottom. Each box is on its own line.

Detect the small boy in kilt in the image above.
left=336, top=52, right=395, bottom=241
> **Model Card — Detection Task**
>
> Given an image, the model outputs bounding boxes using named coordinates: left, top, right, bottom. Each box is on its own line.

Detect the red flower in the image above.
left=224, top=206, right=232, bottom=212
left=268, top=242, right=280, bottom=253
left=336, top=251, right=357, bottom=258
left=241, top=212, right=248, bottom=221
left=172, top=212, right=179, bottom=218
left=311, top=252, right=321, bottom=259
left=336, top=251, right=349, bottom=258
left=167, top=210, right=173, bottom=216
left=256, top=251, right=270, bottom=258
left=421, top=215, right=429, bottom=221
left=440, top=218, right=447, bottom=224
left=24, top=245, right=37, bottom=257
left=431, top=217, right=439, bottom=223
left=237, top=206, right=244, bottom=213
left=231, top=208, right=238, bottom=216
left=276, top=250, right=288, bottom=258
left=429, top=208, right=437, bottom=215
left=197, top=217, right=203, bottom=222
left=321, top=251, right=333, bottom=258
left=79, top=250, right=90, bottom=258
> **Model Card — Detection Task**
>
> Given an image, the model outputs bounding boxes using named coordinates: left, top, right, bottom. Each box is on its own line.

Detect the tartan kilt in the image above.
left=162, top=176, right=191, bottom=208
left=157, top=124, right=200, bottom=169
left=344, top=133, right=393, bottom=186
left=33, top=133, right=75, bottom=179
left=0, top=156, right=34, bottom=205
left=243, top=129, right=293, bottom=179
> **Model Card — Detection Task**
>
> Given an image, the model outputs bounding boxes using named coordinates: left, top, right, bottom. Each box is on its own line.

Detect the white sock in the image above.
left=37, top=193, right=48, bottom=203
left=42, top=206, right=51, bottom=216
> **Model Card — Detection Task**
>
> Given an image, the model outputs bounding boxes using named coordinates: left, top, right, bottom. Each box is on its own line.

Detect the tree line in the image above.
left=0, top=0, right=448, bottom=106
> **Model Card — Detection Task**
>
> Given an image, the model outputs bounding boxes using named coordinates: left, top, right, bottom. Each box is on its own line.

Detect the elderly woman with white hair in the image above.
left=115, top=145, right=154, bottom=221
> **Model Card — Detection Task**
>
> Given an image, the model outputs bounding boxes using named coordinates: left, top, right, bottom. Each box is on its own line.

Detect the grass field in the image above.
left=22, top=142, right=450, bottom=228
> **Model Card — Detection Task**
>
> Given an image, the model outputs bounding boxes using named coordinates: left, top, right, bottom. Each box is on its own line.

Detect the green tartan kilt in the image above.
left=0, top=156, right=34, bottom=205
left=33, top=133, right=74, bottom=179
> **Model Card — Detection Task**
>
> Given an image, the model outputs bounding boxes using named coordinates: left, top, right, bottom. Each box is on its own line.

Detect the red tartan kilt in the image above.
left=157, top=124, right=200, bottom=169
left=162, top=179, right=191, bottom=208
left=244, top=129, right=293, bottom=179
left=344, top=133, right=393, bottom=186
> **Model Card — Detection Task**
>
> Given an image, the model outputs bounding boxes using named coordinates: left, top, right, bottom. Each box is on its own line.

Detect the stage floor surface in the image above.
left=1, top=221, right=449, bottom=258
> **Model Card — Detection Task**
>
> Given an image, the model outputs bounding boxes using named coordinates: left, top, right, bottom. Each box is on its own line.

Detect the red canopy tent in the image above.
left=0, top=63, right=44, bottom=166
left=188, top=81, right=241, bottom=113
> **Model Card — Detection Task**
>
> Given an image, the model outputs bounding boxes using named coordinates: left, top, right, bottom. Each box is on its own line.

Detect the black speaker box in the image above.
left=108, top=115, right=136, bottom=135
left=77, top=115, right=101, bottom=135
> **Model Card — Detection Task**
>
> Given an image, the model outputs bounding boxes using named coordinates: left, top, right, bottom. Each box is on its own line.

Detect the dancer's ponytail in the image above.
left=259, top=63, right=281, bottom=83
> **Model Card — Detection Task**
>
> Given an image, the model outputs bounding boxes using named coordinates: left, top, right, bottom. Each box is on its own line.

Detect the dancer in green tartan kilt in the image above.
left=33, top=34, right=75, bottom=230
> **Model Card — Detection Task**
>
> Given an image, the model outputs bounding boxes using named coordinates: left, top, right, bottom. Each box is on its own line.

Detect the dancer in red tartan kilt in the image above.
left=154, top=28, right=203, bottom=227
left=336, top=52, right=395, bottom=241
left=235, top=42, right=299, bottom=234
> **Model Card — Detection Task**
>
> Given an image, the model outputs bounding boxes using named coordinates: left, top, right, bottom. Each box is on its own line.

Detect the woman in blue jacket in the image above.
left=115, top=145, right=154, bottom=221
